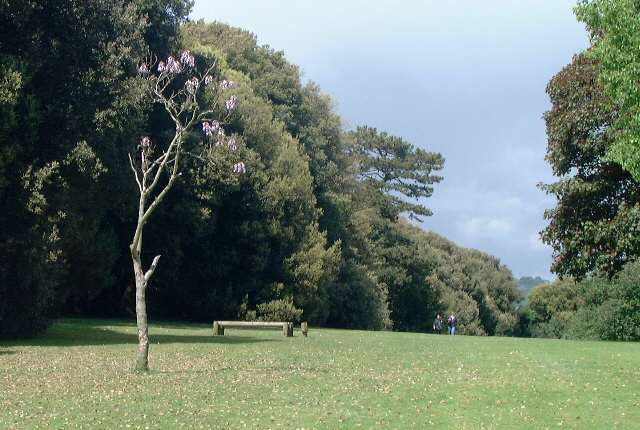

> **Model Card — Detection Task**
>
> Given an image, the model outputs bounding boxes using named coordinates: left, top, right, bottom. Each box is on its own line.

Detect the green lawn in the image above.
left=1, top=319, right=639, bottom=429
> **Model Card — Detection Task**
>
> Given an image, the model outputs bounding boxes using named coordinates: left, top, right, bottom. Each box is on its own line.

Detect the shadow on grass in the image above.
left=2, top=320, right=278, bottom=348
left=0, top=350, right=17, bottom=355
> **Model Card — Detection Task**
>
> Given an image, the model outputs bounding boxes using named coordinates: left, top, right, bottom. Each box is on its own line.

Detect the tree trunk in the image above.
left=132, top=252, right=149, bottom=371
left=131, top=191, right=152, bottom=372
left=130, top=197, right=162, bottom=371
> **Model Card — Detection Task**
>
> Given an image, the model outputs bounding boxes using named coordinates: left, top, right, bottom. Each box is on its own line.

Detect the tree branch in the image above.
left=141, top=171, right=180, bottom=224
left=146, top=133, right=180, bottom=196
left=128, top=153, right=143, bottom=193
left=144, top=255, right=161, bottom=283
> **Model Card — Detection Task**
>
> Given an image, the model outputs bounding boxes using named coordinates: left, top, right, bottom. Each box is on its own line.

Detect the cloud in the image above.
left=460, top=216, right=514, bottom=239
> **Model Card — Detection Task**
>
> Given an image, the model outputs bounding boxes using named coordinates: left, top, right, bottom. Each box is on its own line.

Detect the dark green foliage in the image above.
left=525, top=279, right=581, bottom=338
left=256, top=298, right=303, bottom=323
left=575, top=0, right=640, bottom=180
left=350, top=126, right=444, bottom=221
left=422, top=230, right=522, bottom=335
left=525, top=262, right=640, bottom=340
left=180, top=21, right=387, bottom=329
left=322, top=262, right=393, bottom=330
left=540, top=5, right=640, bottom=339
left=142, top=31, right=341, bottom=324
left=568, top=263, right=640, bottom=341
left=541, top=51, right=640, bottom=279
left=0, top=0, right=191, bottom=337
left=370, top=220, right=440, bottom=332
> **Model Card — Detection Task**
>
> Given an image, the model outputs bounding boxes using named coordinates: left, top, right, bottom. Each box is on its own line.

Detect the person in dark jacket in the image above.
left=433, top=314, right=444, bottom=334
left=447, top=314, right=458, bottom=335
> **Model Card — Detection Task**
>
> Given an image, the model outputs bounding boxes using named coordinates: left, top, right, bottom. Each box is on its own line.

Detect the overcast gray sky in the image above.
left=191, top=1, right=589, bottom=279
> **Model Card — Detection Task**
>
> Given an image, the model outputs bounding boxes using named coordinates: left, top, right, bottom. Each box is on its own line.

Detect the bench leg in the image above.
left=213, top=322, right=225, bottom=336
left=287, top=322, right=294, bottom=337
left=301, top=321, right=308, bottom=337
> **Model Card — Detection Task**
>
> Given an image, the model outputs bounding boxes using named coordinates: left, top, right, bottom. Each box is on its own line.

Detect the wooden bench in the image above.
left=213, top=321, right=294, bottom=337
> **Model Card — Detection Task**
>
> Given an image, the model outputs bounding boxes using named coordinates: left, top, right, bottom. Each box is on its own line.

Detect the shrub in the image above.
left=529, top=311, right=575, bottom=339
left=525, top=261, right=640, bottom=341
left=495, top=312, right=518, bottom=336
left=256, top=297, right=303, bottom=322
left=0, top=239, right=61, bottom=339
left=565, top=262, right=640, bottom=341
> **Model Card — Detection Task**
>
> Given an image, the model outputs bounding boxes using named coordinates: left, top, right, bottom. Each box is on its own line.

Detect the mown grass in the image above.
left=1, top=319, right=639, bottom=429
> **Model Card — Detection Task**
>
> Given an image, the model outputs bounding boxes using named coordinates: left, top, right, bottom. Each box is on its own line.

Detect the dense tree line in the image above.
left=542, top=1, right=640, bottom=279
left=576, top=0, right=640, bottom=181
left=541, top=51, right=638, bottom=279
left=522, top=262, right=640, bottom=340
left=0, top=1, right=521, bottom=338
left=536, top=0, right=640, bottom=341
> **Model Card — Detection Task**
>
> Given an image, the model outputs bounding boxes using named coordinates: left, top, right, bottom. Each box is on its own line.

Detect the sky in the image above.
left=191, top=1, right=590, bottom=279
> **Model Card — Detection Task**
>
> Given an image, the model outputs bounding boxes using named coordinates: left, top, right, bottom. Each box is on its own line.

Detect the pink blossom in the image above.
left=180, top=50, right=195, bottom=68
left=204, top=75, right=213, bottom=85
left=227, top=137, right=238, bottom=152
left=232, top=162, right=246, bottom=174
left=140, top=136, right=151, bottom=147
left=137, top=63, right=149, bottom=74
left=185, top=77, right=199, bottom=94
left=157, top=61, right=166, bottom=73
left=166, top=56, right=182, bottom=74
left=220, top=80, right=235, bottom=90
left=202, top=121, right=214, bottom=137
left=225, top=95, right=238, bottom=112
left=202, top=120, right=222, bottom=137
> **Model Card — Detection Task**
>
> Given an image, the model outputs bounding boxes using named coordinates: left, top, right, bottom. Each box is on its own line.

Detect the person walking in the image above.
left=433, top=314, right=444, bottom=334
left=447, top=314, right=457, bottom=335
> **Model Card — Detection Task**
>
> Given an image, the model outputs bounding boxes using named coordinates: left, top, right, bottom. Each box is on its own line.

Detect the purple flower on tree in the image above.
left=185, top=77, right=199, bottom=95
left=202, top=122, right=212, bottom=136
left=137, top=63, right=149, bottom=75
left=157, top=61, right=166, bottom=73
left=232, top=162, right=246, bottom=174
left=140, top=136, right=151, bottom=148
left=165, top=56, right=182, bottom=74
left=227, top=137, right=238, bottom=152
left=202, top=121, right=213, bottom=136
left=215, top=128, right=225, bottom=146
left=202, top=120, right=222, bottom=137
left=226, top=95, right=238, bottom=112
left=180, top=50, right=195, bottom=68
left=220, top=80, right=235, bottom=90
left=204, top=75, right=213, bottom=85
left=210, top=120, right=221, bottom=133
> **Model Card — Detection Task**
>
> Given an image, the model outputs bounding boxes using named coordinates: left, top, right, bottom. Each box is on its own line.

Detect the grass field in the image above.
left=1, top=319, right=639, bottom=429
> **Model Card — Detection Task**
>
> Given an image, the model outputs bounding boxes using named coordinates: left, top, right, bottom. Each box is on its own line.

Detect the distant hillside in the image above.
left=518, top=276, right=549, bottom=298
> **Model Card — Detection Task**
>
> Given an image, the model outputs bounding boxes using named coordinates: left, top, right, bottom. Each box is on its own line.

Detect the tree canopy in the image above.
left=576, top=0, right=640, bottom=180
left=349, top=126, right=444, bottom=221
left=542, top=19, right=640, bottom=279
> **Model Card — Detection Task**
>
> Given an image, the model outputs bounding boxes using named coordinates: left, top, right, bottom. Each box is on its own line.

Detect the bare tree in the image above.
left=130, top=51, right=245, bottom=371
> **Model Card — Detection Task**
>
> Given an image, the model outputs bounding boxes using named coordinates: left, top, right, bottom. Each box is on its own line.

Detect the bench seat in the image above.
left=213, top=320, right=293, bottom=337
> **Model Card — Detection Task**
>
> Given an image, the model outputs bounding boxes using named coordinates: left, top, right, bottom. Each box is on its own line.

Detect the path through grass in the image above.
left=1, top=319, right=639, bottom=428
